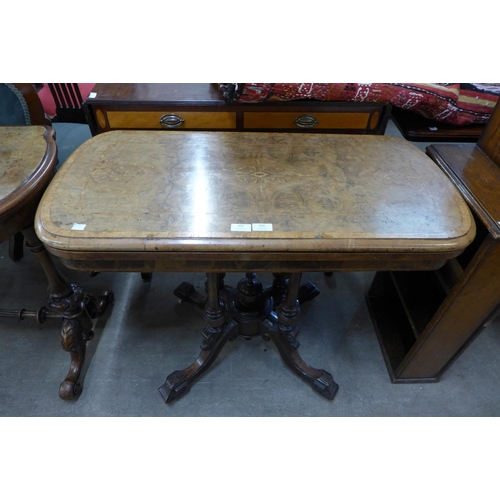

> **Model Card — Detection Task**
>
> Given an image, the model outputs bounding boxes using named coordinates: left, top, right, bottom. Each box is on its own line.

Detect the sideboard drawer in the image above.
left=243, top=111, right=375, bottom=131
left=99, top=110, right=237, bottom=130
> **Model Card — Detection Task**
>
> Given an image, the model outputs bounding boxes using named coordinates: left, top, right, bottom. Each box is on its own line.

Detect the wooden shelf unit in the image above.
left=366, top=101, right=500, bottom=383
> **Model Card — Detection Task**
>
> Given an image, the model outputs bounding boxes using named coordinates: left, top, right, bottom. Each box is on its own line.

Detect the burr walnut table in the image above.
left=35, top=130, right=475, bottom=403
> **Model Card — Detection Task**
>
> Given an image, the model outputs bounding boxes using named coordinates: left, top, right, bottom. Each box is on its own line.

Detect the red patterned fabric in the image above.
left=219, top=83, right=500, bottom=126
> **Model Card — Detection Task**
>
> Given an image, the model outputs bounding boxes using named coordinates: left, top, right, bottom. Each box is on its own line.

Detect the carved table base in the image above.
left=23, top=226, right=114, bottom=400
left=159, top=272, right=338, bottom=403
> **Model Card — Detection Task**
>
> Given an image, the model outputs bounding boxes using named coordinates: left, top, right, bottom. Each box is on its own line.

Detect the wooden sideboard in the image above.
left=83, top=83, right=391, bottom=136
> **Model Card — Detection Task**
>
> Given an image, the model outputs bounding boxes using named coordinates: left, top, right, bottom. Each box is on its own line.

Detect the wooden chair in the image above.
left=47, top=84, right=88, bottom=124
left=0, top=83, right=50, bottom=127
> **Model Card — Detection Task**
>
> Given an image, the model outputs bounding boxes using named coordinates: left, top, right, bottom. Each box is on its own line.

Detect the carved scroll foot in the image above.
left=58, top=318, right=86, bottom=400
left=158, top=320, right=239, bottom=403
left=85, top=290, right=115, bottom=319
left=265, top=273, right=320, bottom=307
left=55, top=289, right=113, bottom=400
left=59, top=380, right=82, bottom=400
left=49, top=284, right=96, bottom=401
left=297, top=281, right=321, bottom=305
left=174, top=274, right=229, bottom=310
left=173, top=281, right=207, bottom=310
left=262, top=316, right=338, bottom=400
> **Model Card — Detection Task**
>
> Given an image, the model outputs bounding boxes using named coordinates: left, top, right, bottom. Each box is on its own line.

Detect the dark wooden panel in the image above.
left=89, top=83, right=225, bottom=106
left=426, top=144, right=500, bottom=238
left=478, top=100, right=500, bottom=164
left=391, top=106, right=484, bottom=142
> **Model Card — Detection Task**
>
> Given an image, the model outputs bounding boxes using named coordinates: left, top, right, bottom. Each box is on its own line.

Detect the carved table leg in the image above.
left=21, top=226, right=113, bottom=400
left=174, top=273, right=227, bottom=310
left=159, top=272, right=238, bottom=403
left=262, top=272, right=339, bottom=400
left=9, top=232, right=24, bottom=262
left=264, top=273, right=289, bottom=307
left=49, top=284, right=95, bottom=399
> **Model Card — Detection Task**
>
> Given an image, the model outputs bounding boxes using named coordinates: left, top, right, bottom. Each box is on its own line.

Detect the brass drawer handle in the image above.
left=294, top=115, right=319, bottom=128
left=159, top=114, right=185, bottom=128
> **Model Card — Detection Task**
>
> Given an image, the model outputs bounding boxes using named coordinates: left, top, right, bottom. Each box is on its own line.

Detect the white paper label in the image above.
left=71, top=223, right=86, bottom=230
left=231, top=223, right=252, bottom=232
left=252, top=223, right=273, bottom=231
left=88, top=92, right=97, bottom=98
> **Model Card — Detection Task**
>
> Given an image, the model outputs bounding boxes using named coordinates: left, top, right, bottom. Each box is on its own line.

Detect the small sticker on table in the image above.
left=71, top=223, right=86, bottom=230
left=231, top=223, right=251, bottom=232
left=252, top=223, right=273, bottom=231
left=88, top=92, right=97, bottom=98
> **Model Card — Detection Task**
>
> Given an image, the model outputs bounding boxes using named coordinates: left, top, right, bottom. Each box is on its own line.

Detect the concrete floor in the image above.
left=1, top=120, right=500, bottom=417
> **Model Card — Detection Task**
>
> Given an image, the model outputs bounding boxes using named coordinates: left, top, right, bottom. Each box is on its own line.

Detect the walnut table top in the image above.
left=35, top=131, right=475, bottom=273
left=1, top=125, right=57, bottom=242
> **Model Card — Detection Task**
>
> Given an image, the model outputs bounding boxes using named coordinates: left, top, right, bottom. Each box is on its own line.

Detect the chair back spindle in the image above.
left=47, top=84, right=87, bottom=124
